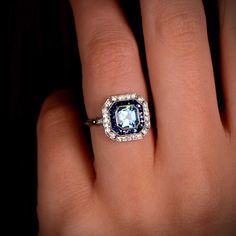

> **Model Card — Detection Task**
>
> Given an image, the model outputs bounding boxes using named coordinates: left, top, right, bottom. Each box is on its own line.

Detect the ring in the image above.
left=85, top=93, right=151, bottom=142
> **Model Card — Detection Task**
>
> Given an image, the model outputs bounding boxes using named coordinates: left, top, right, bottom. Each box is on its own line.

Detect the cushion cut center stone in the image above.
left=116, top=105, right=139, bottom=129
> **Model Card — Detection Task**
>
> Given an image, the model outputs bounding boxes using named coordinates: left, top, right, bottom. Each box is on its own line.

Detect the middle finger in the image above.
left=140, top=0, right=222, bottom=157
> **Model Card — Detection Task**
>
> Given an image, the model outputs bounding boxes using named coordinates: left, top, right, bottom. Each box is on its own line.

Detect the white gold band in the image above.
left=84, top=118, right=103, bottom=126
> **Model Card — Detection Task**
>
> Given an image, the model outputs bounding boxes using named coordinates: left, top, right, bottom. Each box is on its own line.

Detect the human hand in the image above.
left=37, top=0, right=236, bottom=235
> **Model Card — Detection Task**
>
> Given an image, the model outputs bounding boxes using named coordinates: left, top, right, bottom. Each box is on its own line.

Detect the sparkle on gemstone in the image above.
left=116, top=105, right=139, bottom=129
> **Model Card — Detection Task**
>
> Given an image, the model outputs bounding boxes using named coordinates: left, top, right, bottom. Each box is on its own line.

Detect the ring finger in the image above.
left=70, top=0, right=154, bottom=196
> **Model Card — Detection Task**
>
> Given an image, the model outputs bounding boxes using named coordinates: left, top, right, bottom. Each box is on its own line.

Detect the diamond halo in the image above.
left=102, top=93, right=151, bottom=142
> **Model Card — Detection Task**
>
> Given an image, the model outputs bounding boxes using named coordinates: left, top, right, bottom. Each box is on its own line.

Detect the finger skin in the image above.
left=219, top=0, right=236, bottom=136
left=70, top=0, right=155, bottom=195
left=37, top=2, right=236, bottom=235
left=140, top=0, right=223, bottom=150
left=37, top=91, right=94, bottom=234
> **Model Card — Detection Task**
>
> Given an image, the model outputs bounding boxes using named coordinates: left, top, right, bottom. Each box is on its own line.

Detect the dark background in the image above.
left=7, top=1, right=220, bottom=235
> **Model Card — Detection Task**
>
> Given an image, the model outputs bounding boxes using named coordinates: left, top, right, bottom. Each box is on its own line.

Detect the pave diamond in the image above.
left=116, top=105, right=139, bottom=129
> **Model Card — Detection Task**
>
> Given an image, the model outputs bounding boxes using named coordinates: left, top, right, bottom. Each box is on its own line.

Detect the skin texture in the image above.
left=37, top=0, right=236, bottom=235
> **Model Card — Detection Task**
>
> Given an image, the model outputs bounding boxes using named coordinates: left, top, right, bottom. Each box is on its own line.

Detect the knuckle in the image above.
left=37, top=99, right=75, bottom=134
left=155, top=8, right=205, bottom=53
left=179, top=176, right=219, bottom=227
left=110, top=189, right=155, bottom=232
left=58, top=203, right=98, bottom=236
left=38, top=190, right=95, bottom=235
left=85, top=27, right=138, bottom=79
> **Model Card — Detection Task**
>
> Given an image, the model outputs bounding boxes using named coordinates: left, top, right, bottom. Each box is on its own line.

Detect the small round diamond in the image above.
left=142, top=102, right=148, bottom=108
left=102, top=108, right=108, bottom=115
left=141, top=129, right=147, bottom=135
left=103, top=117, right=109, bottom=123
left=105, top=100, right=112, bottom=107
left=118, top=95, right=125, bottom=100
left=137, top=134, right=142, bottom=139
left=121, top=137, right=127, bottom=142
left=103, top=123, right=110, bottom=128
left=126, top=94, right=131, bottom=100
left=145, top=122, right=151, bottom=128
left=127, top=136, right=132, bottom=141
left=138, top=97, right=144, bottom=103
left=109, top=132, right=116, bottom=139
left=116, top=137, right=122, bottom=142
left=105, top=127, right=111, bottom=133
left=103, top=113, right=108, bottom=119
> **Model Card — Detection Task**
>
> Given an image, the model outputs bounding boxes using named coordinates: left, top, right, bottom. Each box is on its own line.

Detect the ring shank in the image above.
left=84, top=117, right=103, bottom=126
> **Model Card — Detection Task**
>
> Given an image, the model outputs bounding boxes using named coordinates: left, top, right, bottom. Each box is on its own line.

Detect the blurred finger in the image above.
left=37, top=91, right=94, bottom=232
left=219, top=0, right=236, bottom=135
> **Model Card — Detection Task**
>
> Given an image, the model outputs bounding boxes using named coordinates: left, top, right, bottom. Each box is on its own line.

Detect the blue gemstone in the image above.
left=116, top=105, right=139, bottom=129
left=109, top=100, right=144, bottom=135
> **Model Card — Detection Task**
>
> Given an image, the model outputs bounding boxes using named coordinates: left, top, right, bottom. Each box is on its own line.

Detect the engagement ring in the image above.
left=85, top=93, right=151, bottom=142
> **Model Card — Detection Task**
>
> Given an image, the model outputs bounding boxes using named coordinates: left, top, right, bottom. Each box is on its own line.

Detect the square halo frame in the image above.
left=102, top=93, right=151, bottom=142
